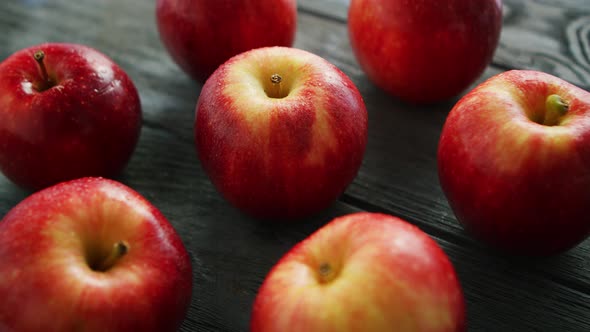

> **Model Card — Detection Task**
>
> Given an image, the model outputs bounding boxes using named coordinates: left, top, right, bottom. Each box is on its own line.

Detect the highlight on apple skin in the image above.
left=156, top=0, right=297, bottom=82
left=194, top=46, right=368, bottom=220
left=348, top=0, right=503, bottom=104
left=251, top=212, right=466, bottom=332
left=0, top=43, right=142, bottom=190
left=0, top=177, right=193, bottom=332
left=438, top=70, right=590, bottom=256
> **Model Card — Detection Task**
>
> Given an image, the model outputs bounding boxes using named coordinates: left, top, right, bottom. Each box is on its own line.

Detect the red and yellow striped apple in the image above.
left=194, top=47, right=368, bottom=220
left=251, top=212, right=466, bottom=331
left=348, top=0, right=503, bottom=104
left=438, top=70, right=590, bottom=255
left=156, top=0, right=297, bottom=82
left=0, top=177, right=193, bottom=332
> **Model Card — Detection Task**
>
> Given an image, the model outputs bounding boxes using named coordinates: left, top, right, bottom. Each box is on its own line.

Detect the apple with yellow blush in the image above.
left=0, top=177, right=193, bottom=331
left=194, top=47, right=368, bottom=220
left=251, top=212, right=465, bottom=331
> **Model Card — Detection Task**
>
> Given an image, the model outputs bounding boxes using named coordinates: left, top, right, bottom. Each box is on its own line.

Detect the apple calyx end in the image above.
left=543, top=94, right=569, bottom=126
left=95, top=241, right=129, bottom=272
left=32, top=49, right=54, bottom=91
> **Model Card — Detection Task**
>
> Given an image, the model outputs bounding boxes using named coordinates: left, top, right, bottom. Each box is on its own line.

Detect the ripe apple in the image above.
left=438, top=70, right=590, bottom=256
left=348, top=0, right=503, bottom=104
left=156, top=0, right=297, bottom=82
left=0, top=43, right=142, bottom=190
left=251, top=212, right=465, bottom=331
left=194, top=46, right=368, bottom=220
left=0, top=177, right=192, bottom=332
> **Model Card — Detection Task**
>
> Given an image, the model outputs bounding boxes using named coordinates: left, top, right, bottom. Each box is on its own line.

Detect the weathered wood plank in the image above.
left=497, top=0, right=590, bottom=88
left=299, top=0, right=349, bottom=22
left=1, top=1, right=590, bottom=331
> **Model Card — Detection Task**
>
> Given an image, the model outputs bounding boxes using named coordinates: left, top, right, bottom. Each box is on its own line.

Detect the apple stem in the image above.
left=543, top=94, right=569, bottom=126
left=318, top=262, right=334, bottom=283
left=97, top=241, right=129, bottom=271
left=270, top=73, right=283, bottom=98
left=33, top=50, right=52, bottom=87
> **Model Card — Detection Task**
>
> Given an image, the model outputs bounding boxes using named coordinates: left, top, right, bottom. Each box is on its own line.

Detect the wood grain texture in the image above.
left=497, top=0, right=590, bottom=89
left=1, top=0, right=590, bottom=331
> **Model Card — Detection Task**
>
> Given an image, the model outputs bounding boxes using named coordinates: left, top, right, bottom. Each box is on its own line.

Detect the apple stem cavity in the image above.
left=96, top=241, right=129, bottom=271
left=33, top=50, right=53, bottom=89
left=543, top=94, right=569, bottom=126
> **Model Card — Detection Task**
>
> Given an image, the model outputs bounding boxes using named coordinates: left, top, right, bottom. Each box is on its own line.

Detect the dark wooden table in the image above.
left=1, top=0, right=590, bottom=331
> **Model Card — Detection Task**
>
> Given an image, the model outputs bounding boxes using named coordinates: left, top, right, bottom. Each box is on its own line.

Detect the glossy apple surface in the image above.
left=348, top=0, right=503, bottom=104
left=438, top=70, right=590, bottom=255
left=0, top=177, right=192, bottom=332
left=156, top=0, right=297, bottom=82
left=195, top=46, right=368, bottom=220
left=251, top=212, right=465, bottom=331
left=0, top=43, right=142, bottom=190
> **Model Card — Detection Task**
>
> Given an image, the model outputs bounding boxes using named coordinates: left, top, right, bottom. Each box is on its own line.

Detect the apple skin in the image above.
left=438, top=70, right=590, bottom=256
left=251, top=212, right=465, bottom=332
left=156, top=0, right=297, bottom=82
left=195, top=47, right=368, bottom=220
left=0, top=43, right=142, bottom=190
left=348, top=0, right=503, bottom=104
left=0, top=177, right=192, bottom=332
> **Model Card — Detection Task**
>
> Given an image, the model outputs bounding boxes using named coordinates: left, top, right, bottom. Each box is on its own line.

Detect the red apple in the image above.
left=156, top=0, right=297, bottom=82
left=438, top=70, right=590, bottom=256
left=0, top=177, right=192, bottom=332
left=194, top=47, right=368, bottom=220
left=0, top=43, right=142, bottom=190
left=251, top=212, right=465, bottom=331
left=348, top=0, right=503, bottom=104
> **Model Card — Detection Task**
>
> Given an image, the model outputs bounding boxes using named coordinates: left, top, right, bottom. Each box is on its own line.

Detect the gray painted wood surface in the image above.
left=1, top=0, right=589, bottom=331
